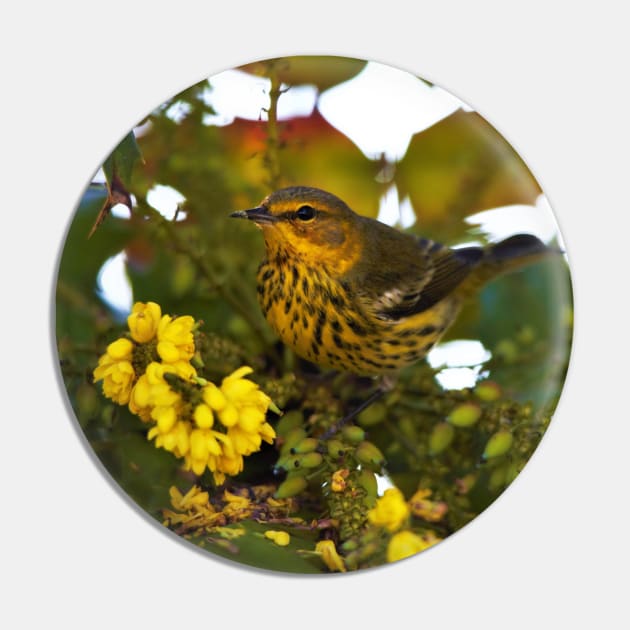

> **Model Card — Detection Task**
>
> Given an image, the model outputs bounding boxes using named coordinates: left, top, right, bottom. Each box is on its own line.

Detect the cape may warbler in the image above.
left=231, top=186, right=551, bottom=377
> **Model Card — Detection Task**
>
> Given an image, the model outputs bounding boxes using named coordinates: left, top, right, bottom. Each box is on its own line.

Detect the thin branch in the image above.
left=264, top=61, right=283, bottom=191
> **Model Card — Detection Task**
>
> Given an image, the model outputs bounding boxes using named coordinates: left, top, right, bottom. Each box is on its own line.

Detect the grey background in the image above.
left=2, top=1, right=628, bottom=628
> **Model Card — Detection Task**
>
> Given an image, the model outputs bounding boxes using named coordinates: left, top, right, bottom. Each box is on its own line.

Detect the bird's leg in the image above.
left=320, top=374, right=397, bottom=440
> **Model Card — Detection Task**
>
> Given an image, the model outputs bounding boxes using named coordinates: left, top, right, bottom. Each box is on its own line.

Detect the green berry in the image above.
left=341, top=425, right=366, bottom=444
left=297, top=452, right=324, bottom=468
left=429, top=422, right=455, bottom=454
left=291, top=437, right=319, bottom=454
left=483, top=430, right=514, bottom=459
left=327, top=439, right=347, bottom=458
left=474, top=380, right=502, bottom=402
left=358, top=401, right=387, bottom=427
left=357, top=469, right=378, bottom=497
left=447, top=402, right=482, bottom=427
left=274, top=476, right=308, bottom=498
left=280, top=427, right=307, bottom=454
left=355, top=441, right=385, bottom=471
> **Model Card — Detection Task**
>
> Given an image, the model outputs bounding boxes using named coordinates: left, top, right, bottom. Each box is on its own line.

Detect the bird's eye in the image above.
left=295, top=205, right=315, bottom=221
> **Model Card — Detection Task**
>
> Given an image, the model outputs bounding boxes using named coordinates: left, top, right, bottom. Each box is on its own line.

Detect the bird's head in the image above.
left=231, top=186, right=363, bottom=273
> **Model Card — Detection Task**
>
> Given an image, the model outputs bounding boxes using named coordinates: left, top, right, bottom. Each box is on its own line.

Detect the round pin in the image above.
left=55, top=55, right=572, bottom=573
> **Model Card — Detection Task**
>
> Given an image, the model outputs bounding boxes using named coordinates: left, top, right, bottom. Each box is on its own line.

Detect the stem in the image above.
left=265, top=62, right=283, bottom=191
left=320, top=387, right=386, bottom=440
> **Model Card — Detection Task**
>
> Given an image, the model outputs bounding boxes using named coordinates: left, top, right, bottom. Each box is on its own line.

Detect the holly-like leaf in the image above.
left=188, top=521, right=323, bottom=574
left=102, top=130, right=143, bottom=187
left=89, top=131, right=143, bottom=238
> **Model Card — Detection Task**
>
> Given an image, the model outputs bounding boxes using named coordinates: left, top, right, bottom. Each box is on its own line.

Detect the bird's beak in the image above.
left=230, top=206, right=278, bottom=225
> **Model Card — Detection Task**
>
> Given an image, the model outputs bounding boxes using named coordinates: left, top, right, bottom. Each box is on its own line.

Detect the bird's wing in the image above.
left=370, top=240, right=483, bottom=320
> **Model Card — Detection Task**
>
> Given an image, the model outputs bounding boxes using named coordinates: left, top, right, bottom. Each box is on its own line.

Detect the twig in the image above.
left=264, top=61, right=283, bottom=191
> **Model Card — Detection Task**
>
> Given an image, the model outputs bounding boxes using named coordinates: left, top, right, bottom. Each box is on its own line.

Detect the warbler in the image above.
left=231, top=186, right=551, bottom=377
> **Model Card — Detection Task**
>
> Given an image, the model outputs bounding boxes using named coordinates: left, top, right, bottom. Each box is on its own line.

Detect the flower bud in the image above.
left=326, top=439, right=346, bottom=458
left=357, top=469, right=378, bottom=498
left=107, top=337, right=133, bottom=359
left=341, top=425, right=365, bottom=444
left=447, top=402, right=482, bottom=427
left=127, top=301, right=161, bottom=343
left=428, top=422, right=455, bottom=455
left=488, top=464, right=508, bottom=491
left=482, top=430, right=514, bottom=459
left=474, top=380, right=502, bottom=402
left=291, top=437, right=319, bottom=454
left=280, top=427, right=307, bottom=455
left=274, top=453, right=301, bottom=472
left=296, top=452, right=323, bottom=469
left=274, top=475, right=308, bottom=498
left=358, top=401, right=387, bottom=427
left=355, top=441, right=385, bottom=470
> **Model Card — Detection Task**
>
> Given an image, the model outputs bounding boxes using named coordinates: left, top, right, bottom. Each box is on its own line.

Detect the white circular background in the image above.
left=2, top=2, right=628, bottom=628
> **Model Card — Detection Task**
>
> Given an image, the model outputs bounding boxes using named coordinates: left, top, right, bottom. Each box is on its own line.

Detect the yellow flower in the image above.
left=93, top=338, right=135, bottom=404
left=186, top=427, right=227, bottom=475
left=367, top=487, right=410, bottom=533
left=136, top=362, right=198, bottom=457
left=129, top=359, right=196, bottom=421
left=93, top=331, right=277, bottom=485
left=157, top=314, right=195, bottom=363
left=169, top=484, right=210, bottom=512
left=264, top=530, right=291, bottom=546
left=386, top=530, right=432, bottom=563
left=193, top=368, right=277, bottom=476
left=259, top=421, right=276, bottom=444
left=145, top=361, right=182, bottom=404
left=162, top=484, right=219, bottom=527
left=315, top=540, right=346, bottom=573
left=213, top=366, right=276, bottom=452
left=215, top=448, right=244, bottom=479
left=127, top=301, right=162, bottom=343
left=193, top=402, right=214, bottom=429
left=221, top=489, right=252, bottom=518
left=409, top=488, right=448, bottom=522
left=331, top=469, right=350, bottom=493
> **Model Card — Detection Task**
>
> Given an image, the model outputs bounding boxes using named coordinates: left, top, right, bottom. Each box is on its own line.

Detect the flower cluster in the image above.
left=93, top=301, right=277, bottom=484
left=367, top=486, right=445, bottom=563
left=93, top=301, right=194, bottom=405
left=162, top=483, right=302, bottom=541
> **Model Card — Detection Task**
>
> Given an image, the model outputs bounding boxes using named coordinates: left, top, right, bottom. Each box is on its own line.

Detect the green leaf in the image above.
left=103, top=130, right=143, bottom=188
left=396, top=110, right=543, bottom=243
left=188, top=521, right=323, bottom=574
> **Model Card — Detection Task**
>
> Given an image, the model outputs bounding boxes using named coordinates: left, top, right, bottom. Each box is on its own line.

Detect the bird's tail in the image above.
left=457, top=234, right=558, bottom=297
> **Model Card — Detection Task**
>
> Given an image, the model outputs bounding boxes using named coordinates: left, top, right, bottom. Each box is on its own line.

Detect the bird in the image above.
left=231, top=186, right=553, bottom=379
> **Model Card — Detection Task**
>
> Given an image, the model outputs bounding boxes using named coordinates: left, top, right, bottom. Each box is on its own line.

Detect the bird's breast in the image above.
left=256, top=259, right=460, bottom=375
